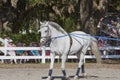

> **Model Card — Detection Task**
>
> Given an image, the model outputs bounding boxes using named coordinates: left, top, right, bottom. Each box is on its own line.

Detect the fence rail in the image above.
left=0, top=46, right=120, bottom=63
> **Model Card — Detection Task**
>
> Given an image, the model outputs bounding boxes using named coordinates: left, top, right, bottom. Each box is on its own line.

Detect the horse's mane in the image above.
left=48, top=21, right=67, bottom=34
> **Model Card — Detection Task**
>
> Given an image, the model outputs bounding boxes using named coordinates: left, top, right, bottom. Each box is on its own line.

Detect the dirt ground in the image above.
left=0, top=63, right=120, bottom=80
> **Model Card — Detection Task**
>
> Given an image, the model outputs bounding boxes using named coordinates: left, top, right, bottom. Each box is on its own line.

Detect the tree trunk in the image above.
left=80, top=0, right=108, bottom=35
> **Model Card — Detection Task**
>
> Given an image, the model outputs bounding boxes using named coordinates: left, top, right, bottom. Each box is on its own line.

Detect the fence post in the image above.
left=41, top=46, right=46, bottom=63
left=1, top=39, right=8, bottom=63
left=4, top=39, right=8, bottom=56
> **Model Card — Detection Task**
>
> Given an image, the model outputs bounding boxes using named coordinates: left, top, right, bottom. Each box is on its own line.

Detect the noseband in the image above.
left=40, top=37, right=51, bottom=47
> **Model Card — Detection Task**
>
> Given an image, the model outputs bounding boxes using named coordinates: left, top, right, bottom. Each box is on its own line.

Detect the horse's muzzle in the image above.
left=40, top=41, right=46, bottom=47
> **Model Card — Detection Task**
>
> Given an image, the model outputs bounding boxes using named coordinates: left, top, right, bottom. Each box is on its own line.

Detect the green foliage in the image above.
left=1, top=32, right=40, bottom=46
left=27, top=0, right=45, bottom=7
left=109, top=0, right=120, bottom=11
left=0, top=0, right=120, bottom=44
left=64, top=17, right=76, bottom=32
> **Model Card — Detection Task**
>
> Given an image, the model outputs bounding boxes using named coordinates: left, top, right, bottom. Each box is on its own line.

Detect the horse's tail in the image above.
left=90, top=37, right=102, bottom=63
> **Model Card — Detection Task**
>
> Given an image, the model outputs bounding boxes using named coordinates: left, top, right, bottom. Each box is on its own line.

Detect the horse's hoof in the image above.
left=73, top=75, right=78, bottom=80
left=46, top=76, right=51, bottom=80
left=66, top=77, right=71, bottom=80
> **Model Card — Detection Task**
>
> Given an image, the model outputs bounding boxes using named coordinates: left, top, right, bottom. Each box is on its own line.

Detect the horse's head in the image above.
left=38, top=21, right=51, bottom=46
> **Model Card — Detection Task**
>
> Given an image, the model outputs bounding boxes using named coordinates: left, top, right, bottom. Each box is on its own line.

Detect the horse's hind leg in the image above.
left=81, top=60, right=87, bottom=77
left=74, top=52, right=85, bottom=79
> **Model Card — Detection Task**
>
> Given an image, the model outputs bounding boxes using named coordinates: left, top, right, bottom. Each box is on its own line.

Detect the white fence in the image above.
left=0, top=46, right=120, bottom=63
left=0, top=38, right=120, bottom=63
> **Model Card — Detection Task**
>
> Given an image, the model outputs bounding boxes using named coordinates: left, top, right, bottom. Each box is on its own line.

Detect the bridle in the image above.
left=40, top=25, right=51, bottom=46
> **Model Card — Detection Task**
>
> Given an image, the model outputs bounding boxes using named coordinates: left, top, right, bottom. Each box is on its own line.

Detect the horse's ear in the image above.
left=40, top=21, right=43, bottom=25
left=38, top=29, right=41, bottom=32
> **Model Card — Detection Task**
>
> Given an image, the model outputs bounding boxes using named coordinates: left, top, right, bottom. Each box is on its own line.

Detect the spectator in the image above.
left=1, top=35, right=9, bottom=47
left=29, top=42, right=41, bottom=63
left=16, top=42, right=28, bottom=64
left=98, top=39, right=103, bottom=48
left=16, top=42, right=24, bottom=55
left=7, top=39, right=17, bottom=64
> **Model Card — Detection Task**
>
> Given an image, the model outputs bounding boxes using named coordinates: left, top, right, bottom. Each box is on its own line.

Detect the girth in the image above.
left=68, top=34, right=73, bottom=54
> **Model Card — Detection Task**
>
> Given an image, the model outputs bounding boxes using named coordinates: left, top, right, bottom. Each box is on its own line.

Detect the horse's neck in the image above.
left=50, top=26, right=69, bottom=49
left=50, top=26, right=67, bottom=38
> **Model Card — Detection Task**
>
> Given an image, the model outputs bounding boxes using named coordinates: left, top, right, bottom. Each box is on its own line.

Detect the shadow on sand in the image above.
left=42, top=75, right=99, bottom=80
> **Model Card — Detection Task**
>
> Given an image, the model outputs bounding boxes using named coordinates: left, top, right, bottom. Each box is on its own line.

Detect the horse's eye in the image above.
left=45, top=30, right=47, bottom=32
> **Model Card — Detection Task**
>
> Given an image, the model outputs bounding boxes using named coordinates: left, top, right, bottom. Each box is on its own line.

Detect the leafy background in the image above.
left=0, top=0, right=119, bottom=45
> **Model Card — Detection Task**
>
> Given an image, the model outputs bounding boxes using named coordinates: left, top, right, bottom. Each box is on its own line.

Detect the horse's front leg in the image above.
left=61, top=54, right=70, bottom=79
left=47, top=53, right=55, bottom=80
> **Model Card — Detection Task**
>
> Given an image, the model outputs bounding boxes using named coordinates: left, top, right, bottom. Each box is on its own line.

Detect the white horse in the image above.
left=39, top=21, right=101, bottom=80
